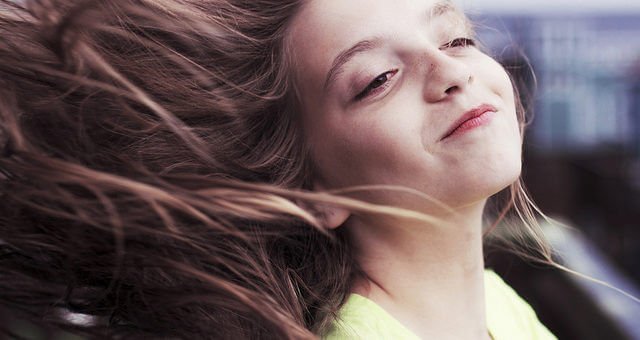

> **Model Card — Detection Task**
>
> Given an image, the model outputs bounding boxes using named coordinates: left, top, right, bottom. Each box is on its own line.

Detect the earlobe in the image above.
left=312, top=180, right=351, bottom=229
left=318, top=204, right=350, bottom=229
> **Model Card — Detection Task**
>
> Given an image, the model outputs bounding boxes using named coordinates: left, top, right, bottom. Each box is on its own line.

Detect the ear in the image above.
left=312, top=180, right=351, bottom=229
left=316, top=203, right=350, bottom=229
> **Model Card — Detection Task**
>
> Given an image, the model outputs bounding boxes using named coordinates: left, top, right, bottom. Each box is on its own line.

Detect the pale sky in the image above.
left=455, top=0, right=640, bottom=14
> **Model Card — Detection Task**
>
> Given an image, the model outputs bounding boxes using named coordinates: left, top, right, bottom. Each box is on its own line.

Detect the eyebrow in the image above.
left=322, top=0, right=457, bottom=91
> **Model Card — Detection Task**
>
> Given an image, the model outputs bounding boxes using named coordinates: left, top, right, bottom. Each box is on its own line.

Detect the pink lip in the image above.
left=440, top=104, right=497, bottom=141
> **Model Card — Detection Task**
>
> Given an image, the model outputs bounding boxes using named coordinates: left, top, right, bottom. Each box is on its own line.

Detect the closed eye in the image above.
left=354, top=69, right=399, bottom=101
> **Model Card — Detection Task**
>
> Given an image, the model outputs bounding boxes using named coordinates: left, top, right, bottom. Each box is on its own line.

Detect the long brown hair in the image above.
left=0, top=0, right=556, bottom=339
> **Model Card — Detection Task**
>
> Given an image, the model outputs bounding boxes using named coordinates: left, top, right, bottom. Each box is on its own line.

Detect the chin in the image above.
left=494, top=153, right=522, bottom=190
left=488, top=151, right=522, bottom=195
left=484, top=131, right=523, bottom=195
left=448, top=151, right=523, bottom=209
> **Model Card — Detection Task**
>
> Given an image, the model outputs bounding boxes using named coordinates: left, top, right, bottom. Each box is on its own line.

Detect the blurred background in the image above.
left=457, top=0, right=640, bottom=339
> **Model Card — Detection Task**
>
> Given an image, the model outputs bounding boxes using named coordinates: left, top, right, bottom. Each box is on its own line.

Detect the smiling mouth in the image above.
left=441, top=104, right=497, bottom=141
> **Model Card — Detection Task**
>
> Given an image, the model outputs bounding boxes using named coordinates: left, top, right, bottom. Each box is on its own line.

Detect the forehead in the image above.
left=290, top=0, right=458, bottom=38
left=287, top=0, right=466, bottom=92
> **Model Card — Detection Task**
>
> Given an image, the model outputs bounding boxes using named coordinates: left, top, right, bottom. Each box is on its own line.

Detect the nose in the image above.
left=422, top=52, right=473, bottom=102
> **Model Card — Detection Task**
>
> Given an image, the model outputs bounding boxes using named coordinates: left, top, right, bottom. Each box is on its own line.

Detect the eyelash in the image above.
left=354, top=37, right=475, bottom=101
left=443, top=37, right=476, bottom=49
left=354, top=69, right=398, bottom=101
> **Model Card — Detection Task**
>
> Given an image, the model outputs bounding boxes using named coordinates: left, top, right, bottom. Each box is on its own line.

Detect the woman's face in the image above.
left=288, top=0, right=522, bottom=212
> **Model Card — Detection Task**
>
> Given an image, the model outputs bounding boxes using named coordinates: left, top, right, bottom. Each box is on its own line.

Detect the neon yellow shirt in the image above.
left=323, top=269, right=557, bottom=339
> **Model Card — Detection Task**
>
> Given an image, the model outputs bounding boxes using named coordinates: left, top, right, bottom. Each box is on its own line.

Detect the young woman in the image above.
left=0, top=0, right=556, bottom=339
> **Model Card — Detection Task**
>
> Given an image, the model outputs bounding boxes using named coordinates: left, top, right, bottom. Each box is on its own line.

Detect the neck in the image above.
left=347, top=201, right=489, bottom=339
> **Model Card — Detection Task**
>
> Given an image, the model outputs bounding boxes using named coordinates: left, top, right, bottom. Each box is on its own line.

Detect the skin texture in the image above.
left=289, top=0, right=523, bottom=338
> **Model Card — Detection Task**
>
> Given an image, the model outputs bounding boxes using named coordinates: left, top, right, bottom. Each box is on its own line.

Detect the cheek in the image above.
left=487, top=60, right=517, bottom=111
left=310, top=110, right=424, bottom=188
left=478, top=58, right=520, bottom=138
left=484, top=62, right=522, bottom=168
